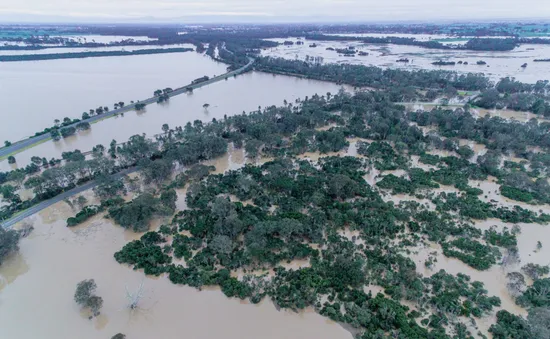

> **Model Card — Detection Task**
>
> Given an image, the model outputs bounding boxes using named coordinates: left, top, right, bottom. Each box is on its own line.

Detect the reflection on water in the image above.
left=263, top=37, right=550, bottom=83
left=1, top=71, right=346, bottom=171
left=0, top=253, right=29, bottom=292
left=0, top=51, right=229, bottom=142
left=204, top=143, right=247, bottom=174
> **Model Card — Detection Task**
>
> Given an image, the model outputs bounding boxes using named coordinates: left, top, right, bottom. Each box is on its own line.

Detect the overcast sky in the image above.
left=1, top=0, right=550, bottom=23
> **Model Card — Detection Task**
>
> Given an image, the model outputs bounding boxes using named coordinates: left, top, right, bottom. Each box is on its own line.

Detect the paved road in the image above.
left=1, top=168, right=135, bottom=229
left=0, top=58, right=254, bottom=228
left=0, top=58, right=254, bottom=159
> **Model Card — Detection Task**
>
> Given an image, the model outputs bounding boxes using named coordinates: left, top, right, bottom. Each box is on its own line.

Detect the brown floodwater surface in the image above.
left=0, top=71, right=347, bottom=172
left=472, top=107, right=550, bottom=122
left=0, top=51, right=229, bottom=142
left=2, top=146, right=549, bottom=338
left=0, top=201, right=352, bottom=339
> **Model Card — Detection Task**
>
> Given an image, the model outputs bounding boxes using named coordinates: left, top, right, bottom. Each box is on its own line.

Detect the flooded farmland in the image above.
left=262, top=37, right=550, bottom=83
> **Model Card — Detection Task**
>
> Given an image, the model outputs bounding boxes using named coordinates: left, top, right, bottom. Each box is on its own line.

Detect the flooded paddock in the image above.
left=262, top=38, right=550, bottom=83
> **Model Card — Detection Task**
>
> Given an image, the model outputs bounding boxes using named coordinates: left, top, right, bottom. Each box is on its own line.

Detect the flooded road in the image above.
left=0, top=51, right=229, bottom=142
left=262, top=38, right=550, bottom=83
left=1, top=71, right=346, bottom=171
left=0, top=200, right=352, bottom=339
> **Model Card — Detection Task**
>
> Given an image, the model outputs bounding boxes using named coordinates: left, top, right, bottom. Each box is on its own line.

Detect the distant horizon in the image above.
left=1, top=0, right=550, bottom=25
left=1, top=15, right=550, bottom=26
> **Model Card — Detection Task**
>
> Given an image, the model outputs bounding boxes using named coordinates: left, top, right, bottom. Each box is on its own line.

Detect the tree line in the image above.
left=1, top=84, right=548, bottom=336
left=0, top=47, right=193, bottom=62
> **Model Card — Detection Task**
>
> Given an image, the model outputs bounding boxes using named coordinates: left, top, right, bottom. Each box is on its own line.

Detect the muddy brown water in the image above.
left=3, top=139, right=549, bottom=339
left=472, top=108, right=550, bottom=123
left=0, top=51, right=229, bottom=142
left=0, top=198, right=351, bottom=339
left=1, top=71, right=347, bottom=172
left=0, top=146, right=354, bottom=338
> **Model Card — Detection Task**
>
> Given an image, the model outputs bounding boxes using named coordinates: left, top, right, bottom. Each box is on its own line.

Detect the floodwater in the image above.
left=326, top=33, right=462, bottom=42
left=409, top=239, right=526, bottom=337
left=262, top=38, right=550, bottom=83
left=297, top=138, right=362, bottom=163
left=472, top=107, right=550, bottom=122
left=1, top=71, right=346, bottom=171
left=403, top=103, right=549, bottom=124
left=203, top=143, right=247, bottom=174
left=405, top=169, right=550, bottom=335
left=61, top=35, right=158, bottom=44
left=1, top=34, right=159, bottom=46
left=472, top=178, right=548, bottom=214
left=0, top=43, right=194, bottom=56
left=2, top=143, right=548, bottom=338
left=0, top=198, right=352, bottom=339
left=474, top=219, right=550, bottom=268
left=324, top=33, right=550, bottom=46
left=410, top=214, right=550, bottom=319
left=0, top=51, right=229, bottom=142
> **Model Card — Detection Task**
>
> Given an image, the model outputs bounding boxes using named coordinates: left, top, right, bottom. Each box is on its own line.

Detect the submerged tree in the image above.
left=528, top=307, right=550, bottom=339
left=74, top=279, right=104, bottom=317
left=0, top=227, right=21, bottom=266
left=522, top=263, right=550, bottom=281
left=506, top=272, right=526, bottom=297
left=125, top=281, right=145, bottom=310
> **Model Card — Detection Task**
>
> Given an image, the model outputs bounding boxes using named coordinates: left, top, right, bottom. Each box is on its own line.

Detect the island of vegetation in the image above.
left=432, top=61, right=456, bottom=66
